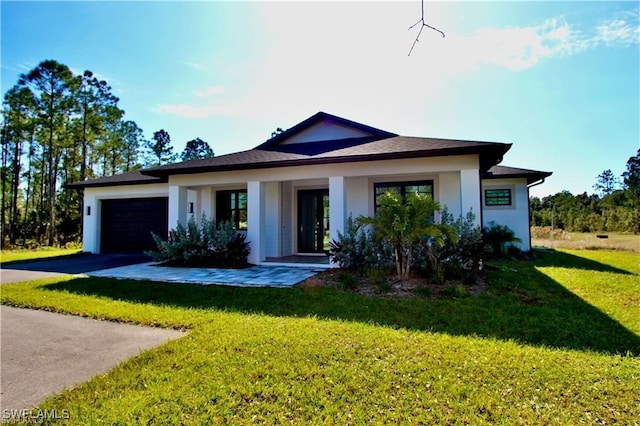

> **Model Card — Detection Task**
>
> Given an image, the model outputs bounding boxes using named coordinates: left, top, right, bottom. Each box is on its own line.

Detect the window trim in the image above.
left=216, top=189, right=248, bottom=230
left=484, top=188, right=513, bottom=207
left=374, top=180, right=434, bottom=211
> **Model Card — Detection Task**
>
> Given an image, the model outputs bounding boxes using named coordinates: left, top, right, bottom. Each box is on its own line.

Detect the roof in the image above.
left=255, top=111, right=398, bottom=149
left=484, top=165, right=552, bottom=185
left=66, top=170, right=166, bottom=189
left=140, top=136, right=511, bottom=178
left=68, top=112, right=515, bottom=188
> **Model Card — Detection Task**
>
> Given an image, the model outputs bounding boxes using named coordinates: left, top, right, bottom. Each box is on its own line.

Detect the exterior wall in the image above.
left=481, top=177, right=531, bottom=251
left=281, top=121, right=371, bottom=145
left=82, top=155, right=485, bottom=258
left=82, top=183, right=169, bottom=253
left=167, top=155, right=479, bottom=187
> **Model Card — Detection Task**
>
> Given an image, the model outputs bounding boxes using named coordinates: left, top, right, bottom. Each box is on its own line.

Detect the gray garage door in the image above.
left=100, top=197, right=168, bottom=253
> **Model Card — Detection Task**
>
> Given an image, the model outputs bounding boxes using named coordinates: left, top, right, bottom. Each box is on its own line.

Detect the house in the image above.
left=69, top=112, right=551, bottom=265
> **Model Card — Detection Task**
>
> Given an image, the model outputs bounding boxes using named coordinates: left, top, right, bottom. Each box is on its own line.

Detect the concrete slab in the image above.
left=0, top=306, right=183, bottom=413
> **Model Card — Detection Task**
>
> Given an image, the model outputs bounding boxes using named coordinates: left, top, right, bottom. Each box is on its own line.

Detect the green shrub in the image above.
left=483, top=221, right=521, bottom=258
left=336, top=271, right=358, bottom=290
left=146, top=214, right=250, bottom=268
left=442, top=284, right=470, bottom=298
left=414, top=284, right=433, bottom=298
left=416, top=208, right=485, bottom=276
left=376, top=280, right=393, bottom=293
left=329, top=215, right=391, bottom=272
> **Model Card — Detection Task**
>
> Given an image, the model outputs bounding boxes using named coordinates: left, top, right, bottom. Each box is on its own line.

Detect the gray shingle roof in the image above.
left=68, top=112, right=522, bottom=188
left=66, top=170, right=166, bottom=189
left=484, top=165, right=552, bottom=184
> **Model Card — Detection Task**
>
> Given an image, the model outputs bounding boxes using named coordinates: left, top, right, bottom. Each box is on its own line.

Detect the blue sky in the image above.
left=2, top=1, right=638, bottom=197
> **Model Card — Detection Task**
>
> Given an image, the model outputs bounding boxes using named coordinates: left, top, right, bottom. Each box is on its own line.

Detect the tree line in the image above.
left=0, top=59, right=214, bottom=248
left=530, top=149, right=640, bottom=233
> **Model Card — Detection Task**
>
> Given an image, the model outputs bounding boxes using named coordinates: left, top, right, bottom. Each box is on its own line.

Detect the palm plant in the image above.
left=357, top=193, right=455, bottom=281
left=483, top=221, right=521, bottom=257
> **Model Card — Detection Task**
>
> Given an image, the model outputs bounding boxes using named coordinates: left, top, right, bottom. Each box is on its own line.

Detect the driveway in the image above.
left=0, top=306, right=183, bottom=415
left=1, top=254, right=150, bottom=284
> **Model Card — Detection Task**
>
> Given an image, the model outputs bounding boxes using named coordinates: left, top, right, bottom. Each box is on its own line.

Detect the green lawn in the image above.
left=1, top=249, right=638, bottom=424
left=0, top=247, right=82, bottom=264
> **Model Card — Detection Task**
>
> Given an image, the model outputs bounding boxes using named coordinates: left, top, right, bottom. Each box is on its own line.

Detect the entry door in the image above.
left=297, top=189, right=329, bottom=253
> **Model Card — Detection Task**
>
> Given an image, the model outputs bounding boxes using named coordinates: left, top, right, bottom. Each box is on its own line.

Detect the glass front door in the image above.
left=297, top=189, right=329, bottom=253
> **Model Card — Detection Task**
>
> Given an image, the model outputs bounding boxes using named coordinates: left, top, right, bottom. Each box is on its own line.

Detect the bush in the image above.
left=329, top=215, right=391, bottom=272
left=416, top=208, right=486, bottom=279
left=146, top=214, right=250, bottom=268
left=483, top=221, right=521, bottom=258
left=336, top=271, right=359, bottom=290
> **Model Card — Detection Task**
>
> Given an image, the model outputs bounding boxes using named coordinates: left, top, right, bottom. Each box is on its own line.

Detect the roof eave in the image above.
left=65, top=176, right=168, bottom=189
left=143, top=144, right=510, bottom=178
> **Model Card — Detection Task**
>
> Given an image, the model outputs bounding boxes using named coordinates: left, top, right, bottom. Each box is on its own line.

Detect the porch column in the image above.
left=460, top=169, right=481, bottom=226
left=168, top=185, right=188, bottom=231
left=329, top=176, right=346, bottom=267
left=247, top=181, right=265, bottom=264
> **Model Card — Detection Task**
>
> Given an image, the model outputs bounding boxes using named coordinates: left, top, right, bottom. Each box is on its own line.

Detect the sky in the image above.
left=1, top=1, right=638, bottom=198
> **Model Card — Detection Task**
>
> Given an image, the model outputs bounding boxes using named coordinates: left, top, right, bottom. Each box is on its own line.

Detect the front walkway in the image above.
left=88, top=263, right=322, bottom=287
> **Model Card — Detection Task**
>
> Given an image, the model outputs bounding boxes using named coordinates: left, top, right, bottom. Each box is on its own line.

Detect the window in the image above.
left=374, top=180, right=434, bottom=211
left=216, top=190, right=247, bottom=230
left=484, top=188, right=512, bottom=206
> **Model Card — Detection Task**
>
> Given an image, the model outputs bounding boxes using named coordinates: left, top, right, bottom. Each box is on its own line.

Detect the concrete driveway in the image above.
left=0, top=306, right=183, bottom=414
left=1, top=254, right=150, bottom=284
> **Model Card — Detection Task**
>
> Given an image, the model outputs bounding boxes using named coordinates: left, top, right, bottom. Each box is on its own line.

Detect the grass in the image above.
left=0, top=247, right=82, bottom=264
left=1, top=249, right=639, bottom=423
left=532, top=231, right=640, bottom=252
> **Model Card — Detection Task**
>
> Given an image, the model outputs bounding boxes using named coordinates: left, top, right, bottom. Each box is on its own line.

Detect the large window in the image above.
left=216, top=190, right=247, bottom=230
left=374, top=180, right=434, bottom=211
left=484, top=188, right=512, bottom=206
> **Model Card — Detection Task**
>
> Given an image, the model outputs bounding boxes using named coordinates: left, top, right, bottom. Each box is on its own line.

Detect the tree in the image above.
left=593, top=169, right=618, bottom=197
left=622, top=148, right=640, bottom=199
left=270, top=127, right=285, bottom=138
left=19, top=60, right=76, bottom=246
left=147, top=129, right=177, bottom=166
left=181, top=137, right=214, bottom=161
left=357, top=193, right=453, bottom=280
left=1, top=85, right=37, bottom=245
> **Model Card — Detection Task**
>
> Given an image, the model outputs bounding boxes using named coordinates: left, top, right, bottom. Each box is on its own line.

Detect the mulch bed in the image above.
left=298, top=269, right=488, bottom=299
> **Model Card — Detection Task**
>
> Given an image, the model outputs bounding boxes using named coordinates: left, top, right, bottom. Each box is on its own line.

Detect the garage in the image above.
left=100, top=197, right=168, bottom=253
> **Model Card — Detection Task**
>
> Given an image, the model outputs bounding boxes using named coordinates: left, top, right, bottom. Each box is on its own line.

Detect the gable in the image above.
left=281, top=119, right=374, bottom=145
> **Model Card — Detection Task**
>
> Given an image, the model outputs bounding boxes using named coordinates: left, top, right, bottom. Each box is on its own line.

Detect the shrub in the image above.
left=336, top=271, right=358, bottom=290
left=146, top=214, right=250, bottom=268
left=329, top=215, right=391, bottom=272
left=483, top=221, right=521, bottom=258
left=416, top=208, right=485, bottom=278
left=414, top=284, right=433, bottom=298
left=442, top=284, right=470, bottom=298
left=329, top=215, right=372, bottom=270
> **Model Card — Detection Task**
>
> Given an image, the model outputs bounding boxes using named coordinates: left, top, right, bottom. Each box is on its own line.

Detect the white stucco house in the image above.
left=69, top=112, right=551, bottom=266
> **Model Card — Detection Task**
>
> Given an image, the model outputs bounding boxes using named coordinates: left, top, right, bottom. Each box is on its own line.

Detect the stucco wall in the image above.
left=481, top=177, right=531, bottom=251
left=82, top=183, right=169, bottom=253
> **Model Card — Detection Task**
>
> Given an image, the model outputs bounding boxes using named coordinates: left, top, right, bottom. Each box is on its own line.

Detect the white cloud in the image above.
left=193, top=86, right=225, bottom=98
left=596, top=13, right=640, bottom=46
left=450, top=17, right=591, bottom=72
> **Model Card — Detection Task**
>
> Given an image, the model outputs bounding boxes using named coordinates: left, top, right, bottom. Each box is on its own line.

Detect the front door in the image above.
left=297, top=189, right=329, bottom=253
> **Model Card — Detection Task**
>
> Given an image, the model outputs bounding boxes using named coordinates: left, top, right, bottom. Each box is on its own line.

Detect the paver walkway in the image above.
left=89, top=263, right=321, bottom=286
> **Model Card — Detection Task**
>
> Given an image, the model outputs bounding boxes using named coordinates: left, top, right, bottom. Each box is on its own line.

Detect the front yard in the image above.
left=1, top=249, right=639, bottom=423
